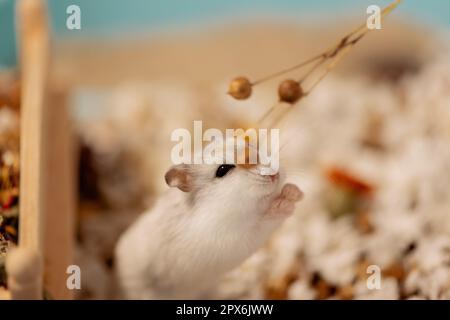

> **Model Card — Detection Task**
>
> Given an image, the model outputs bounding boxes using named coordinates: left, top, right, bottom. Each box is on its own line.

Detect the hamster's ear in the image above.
left=165, top=165, right=193, bottom=192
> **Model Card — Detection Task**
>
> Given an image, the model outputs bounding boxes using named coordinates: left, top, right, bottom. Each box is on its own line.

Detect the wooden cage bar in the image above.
left=9, top=0, right=76, bottom=300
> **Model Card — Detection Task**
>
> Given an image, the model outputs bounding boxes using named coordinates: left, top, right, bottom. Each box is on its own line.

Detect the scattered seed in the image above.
left=337, top=284, right=354, bottom=300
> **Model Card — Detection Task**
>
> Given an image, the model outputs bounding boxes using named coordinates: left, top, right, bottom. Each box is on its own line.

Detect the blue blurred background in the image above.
left=1, top=0, right=448, bottom=69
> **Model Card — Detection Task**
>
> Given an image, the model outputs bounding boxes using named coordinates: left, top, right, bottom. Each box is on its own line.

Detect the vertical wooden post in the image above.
left=43, top=84, right=76, bottom=300
left=15, top=0, right=75, bottom=300
left=15, top=0, right=50, bottom=299
left=16, top=0, right=50, bottom=296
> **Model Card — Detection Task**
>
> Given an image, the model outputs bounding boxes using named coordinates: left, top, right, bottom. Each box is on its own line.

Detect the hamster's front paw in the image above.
left=266, top=183, right=303, bottom=218
left=280, top=183, right=303, bottom=202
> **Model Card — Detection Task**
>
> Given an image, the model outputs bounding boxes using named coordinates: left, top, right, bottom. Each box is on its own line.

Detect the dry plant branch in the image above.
left=227, top=0, right=403, bottom=128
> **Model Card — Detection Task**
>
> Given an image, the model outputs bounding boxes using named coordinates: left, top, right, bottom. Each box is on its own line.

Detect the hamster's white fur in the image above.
left=115, top=156, right=302, bottom=299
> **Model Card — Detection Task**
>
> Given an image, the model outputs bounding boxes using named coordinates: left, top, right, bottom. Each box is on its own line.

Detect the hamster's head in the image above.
left=164, top=141, right=282, bottom=208
left=165, top=162, right=282, bottom=200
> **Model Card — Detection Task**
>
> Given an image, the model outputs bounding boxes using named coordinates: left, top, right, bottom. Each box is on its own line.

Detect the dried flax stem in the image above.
left=259, top=0, right=403, bottom=127
left=251, top=53, right=326, bottom=86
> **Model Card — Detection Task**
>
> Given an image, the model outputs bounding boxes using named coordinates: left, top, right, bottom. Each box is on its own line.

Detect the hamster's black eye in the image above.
left=215, top=164, right=236, bottom=178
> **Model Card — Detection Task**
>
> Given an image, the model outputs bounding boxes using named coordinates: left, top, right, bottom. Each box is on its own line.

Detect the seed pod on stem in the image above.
left=278, top=79, right=303, bottom=104
left=228, top=76, right=252, bottom=100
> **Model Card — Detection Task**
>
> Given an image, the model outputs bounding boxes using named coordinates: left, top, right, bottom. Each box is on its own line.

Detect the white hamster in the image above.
left=115, top=151, right=303, bottom=299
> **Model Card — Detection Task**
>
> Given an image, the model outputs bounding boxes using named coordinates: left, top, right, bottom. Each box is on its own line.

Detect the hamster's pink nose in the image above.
left=269, top=172, right=280, bottom=182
